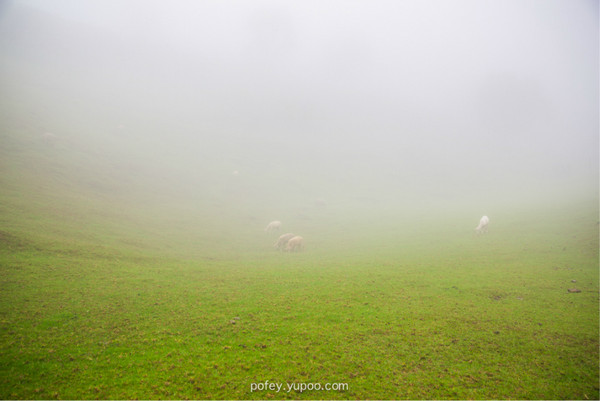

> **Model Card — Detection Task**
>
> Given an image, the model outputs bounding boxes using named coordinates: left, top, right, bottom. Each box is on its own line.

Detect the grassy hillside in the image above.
left=0, top=7, right=598, bottom=398
left=0, top=96, right=598, bottom=399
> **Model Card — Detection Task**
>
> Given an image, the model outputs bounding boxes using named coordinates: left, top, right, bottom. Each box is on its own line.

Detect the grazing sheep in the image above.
left=285, top=236, right=304, bottom=252
left=264, top=220, right=281, bottom=232
left=41, top=132, right=57, bottom=145
left=475, top=215, right=490, bottom=234
left=274, top=233, right=295, bottom=250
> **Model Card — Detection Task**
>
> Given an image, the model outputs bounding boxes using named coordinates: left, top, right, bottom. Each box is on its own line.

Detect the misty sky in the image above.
left=1, top=0, right=598, bottom=207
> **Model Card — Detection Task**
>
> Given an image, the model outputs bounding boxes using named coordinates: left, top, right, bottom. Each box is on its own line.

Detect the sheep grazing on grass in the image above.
left=285, top=236, right=304, bottom=252
left=41, top=132, right=57, bottom=145
left=264, top=220, right=281, bottom=232
left=274, top=233, right=295, bottom=250
left=475, top=215, right=490, bottom=234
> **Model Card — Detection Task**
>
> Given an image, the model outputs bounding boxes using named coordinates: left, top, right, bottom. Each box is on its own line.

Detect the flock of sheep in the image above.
left=264, top=215, right=489, bottom=253
left=264, top=220, right=305, bottom=252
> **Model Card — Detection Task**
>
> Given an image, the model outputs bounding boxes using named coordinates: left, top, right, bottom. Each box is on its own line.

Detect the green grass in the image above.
left=0, top=107, right=598, bottom=399
left=1, top=204, right=597, bottom=399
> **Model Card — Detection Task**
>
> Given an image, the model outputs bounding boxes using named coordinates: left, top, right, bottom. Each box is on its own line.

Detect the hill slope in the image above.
left=0, top=5, right=598, bottom=399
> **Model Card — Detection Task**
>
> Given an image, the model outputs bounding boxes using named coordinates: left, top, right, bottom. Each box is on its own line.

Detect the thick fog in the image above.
left=1, top=0, right=598, bottom=216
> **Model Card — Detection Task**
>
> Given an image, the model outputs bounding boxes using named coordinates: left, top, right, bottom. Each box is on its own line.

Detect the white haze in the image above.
left=0, top=0, right=598, bottom=219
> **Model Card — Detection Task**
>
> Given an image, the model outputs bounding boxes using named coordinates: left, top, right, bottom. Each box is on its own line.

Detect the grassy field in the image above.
left=0, top=111, right=598, bottom=400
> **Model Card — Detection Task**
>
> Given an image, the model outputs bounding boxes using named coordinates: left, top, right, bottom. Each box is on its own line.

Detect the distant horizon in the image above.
left=1, top=0, right=597, bottom=212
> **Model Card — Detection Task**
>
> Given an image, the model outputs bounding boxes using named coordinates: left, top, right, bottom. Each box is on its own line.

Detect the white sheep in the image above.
left=475, top=215, right=490, bottom=234
left=264, top=220, right=281, bottom=232
left=274, top=233, right=295, bottom=250
left=41, top=132, right=57, bottom=145
left=285, top=236, right=304, bottom=252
